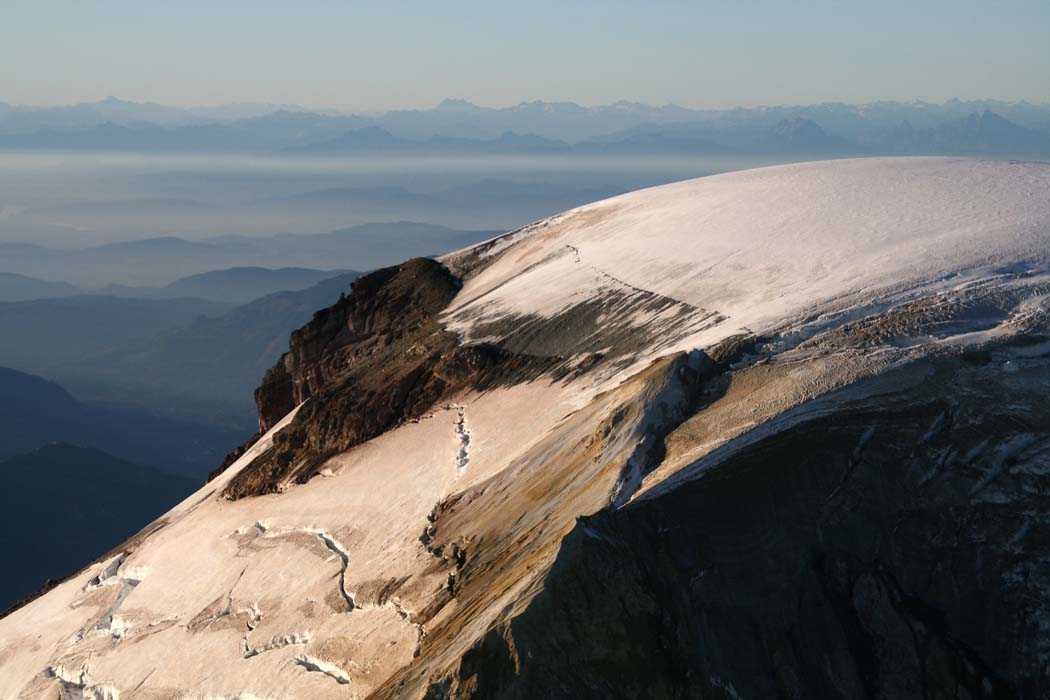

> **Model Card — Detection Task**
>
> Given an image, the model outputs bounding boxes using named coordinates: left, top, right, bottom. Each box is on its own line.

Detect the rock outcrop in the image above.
left=253, top=257, right=462, bottom=434
left=221, top=258, right=464, bottom=497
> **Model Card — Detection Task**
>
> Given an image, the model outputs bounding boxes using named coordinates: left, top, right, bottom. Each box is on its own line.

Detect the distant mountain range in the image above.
left=0, top=271, right=79, bottom=302
left=97, top=266, right=351, bottom=304
left=0, top=367, right=242, bottom=478
left=61, top=271, right=365, bottom=426
left=285, top=127, right=573, bottom=156
left=0, top=96, right=361, bottom=132
left=0, top=97, right=1047, bottom=158
left=0, top=266, right=349, bottom=303
left=0, top=295, right=232, bottom=372
left=0, top=222, right=498, bottom=287
left=0, top=269, right=373, bottom=432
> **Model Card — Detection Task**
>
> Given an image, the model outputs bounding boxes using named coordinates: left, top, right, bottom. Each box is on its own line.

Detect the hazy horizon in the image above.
left=3, top=1, right=1047, bottom=111
left=2, top=95, right=1049, bottom=114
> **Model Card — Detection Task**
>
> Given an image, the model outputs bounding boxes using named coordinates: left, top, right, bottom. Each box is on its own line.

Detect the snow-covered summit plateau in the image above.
left=447, top=157, right=1050, bottom=361
left=4, top=157, right=1050, bottom=699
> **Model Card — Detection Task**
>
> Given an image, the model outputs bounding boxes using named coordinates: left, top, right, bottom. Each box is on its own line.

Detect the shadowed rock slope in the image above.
left=436, top=347, right=1050, bottom=699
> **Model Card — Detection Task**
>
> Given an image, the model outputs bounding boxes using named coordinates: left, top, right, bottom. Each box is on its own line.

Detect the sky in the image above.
left=2, top=0, right=1048, bottom=111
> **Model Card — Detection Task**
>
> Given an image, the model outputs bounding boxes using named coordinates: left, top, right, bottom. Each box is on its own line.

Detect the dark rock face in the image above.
left=253, top=257, right=463, bottom=433
left=440, top=349, right=1050, bottom=699
left=223, top=258, right=464, bottom=497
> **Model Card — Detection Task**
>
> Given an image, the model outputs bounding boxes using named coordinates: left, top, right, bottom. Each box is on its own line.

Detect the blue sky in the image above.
left=2, top=1, right=1047, bottom=110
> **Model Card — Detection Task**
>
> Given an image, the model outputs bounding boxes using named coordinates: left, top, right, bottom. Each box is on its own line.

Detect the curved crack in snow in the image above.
left=246, top=521, right=428, bottom=663
left=250, top=521, right=427, bottom=657
left=254, top=523, right=355, bottom=611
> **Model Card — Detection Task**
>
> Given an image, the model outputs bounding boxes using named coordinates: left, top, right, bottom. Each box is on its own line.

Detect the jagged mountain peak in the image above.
left=4, top=157, right=1050, bottom=699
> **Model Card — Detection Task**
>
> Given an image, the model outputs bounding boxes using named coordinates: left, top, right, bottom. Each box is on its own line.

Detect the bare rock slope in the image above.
left=3, top=157, right=1050, bottom=699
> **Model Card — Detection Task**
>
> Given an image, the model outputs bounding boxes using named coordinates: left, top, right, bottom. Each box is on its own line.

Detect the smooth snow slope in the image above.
left=447, top=157, right=1050, bottom=366
left=2, top=157, right=1050, bottom=699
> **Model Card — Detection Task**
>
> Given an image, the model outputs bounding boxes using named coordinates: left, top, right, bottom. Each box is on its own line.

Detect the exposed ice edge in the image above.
left=75, top=552, right=148, bottom=643
left=616, top=243, right=1050, bottom=502
left=243, top=632, right=309, bottom=659
left=47, top=664, right=120, bottom=700
left=84, top=553, right=129, bottom=590
left=635, top=295, right=1050, bottom=507
left=294, top=655, right=353, bottom=685
left=609, top=349, right=708, bottom=508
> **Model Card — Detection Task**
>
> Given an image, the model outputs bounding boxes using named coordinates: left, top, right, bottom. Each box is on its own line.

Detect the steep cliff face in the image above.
left=221, top=258, right=464, bottom=497
left=209, top=260, right=459, bottom=483
left=253, top=258, right=462, bottom=434
left=4, top=158, right=1050, bottom=700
